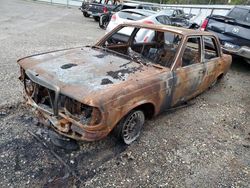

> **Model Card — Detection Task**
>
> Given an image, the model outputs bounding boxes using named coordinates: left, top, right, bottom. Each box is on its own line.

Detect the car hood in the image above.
left=18, top=47, right=165, bottom=106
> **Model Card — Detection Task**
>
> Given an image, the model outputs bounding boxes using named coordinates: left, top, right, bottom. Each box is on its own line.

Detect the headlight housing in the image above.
left=63, top=98, right=102, bottom=126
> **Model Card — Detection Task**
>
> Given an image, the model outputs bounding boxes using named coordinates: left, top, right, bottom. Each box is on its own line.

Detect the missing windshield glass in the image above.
left=101, top=26, right=182, bottom=68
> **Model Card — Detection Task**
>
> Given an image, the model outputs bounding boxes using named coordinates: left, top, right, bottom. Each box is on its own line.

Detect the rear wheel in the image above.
left=114, top=110, right=145, bottom=145
left=94, top=16, right=100, bottom=22
left=83, top=12, right=90, bottom=17
left=99, top=15, right=110, bottom=29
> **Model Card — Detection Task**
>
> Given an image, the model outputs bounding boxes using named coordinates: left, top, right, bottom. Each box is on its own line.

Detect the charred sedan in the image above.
left=18, top=23, right=232, bottom=144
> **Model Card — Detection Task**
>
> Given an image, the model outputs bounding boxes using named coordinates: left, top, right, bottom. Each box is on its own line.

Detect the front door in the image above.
left=171, top=36, right=206, bottom=107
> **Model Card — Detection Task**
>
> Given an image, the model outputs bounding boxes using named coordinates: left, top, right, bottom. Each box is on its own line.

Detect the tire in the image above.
left=94, top=16, right=100, bottom=22
left=99, top=15, right=110, bottom=29
left=113, top=110, right=145, bottom=145
left=83, top=12, right=90, bottom=18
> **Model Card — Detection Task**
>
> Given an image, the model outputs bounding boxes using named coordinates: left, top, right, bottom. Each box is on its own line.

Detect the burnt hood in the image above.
left=18, top=47, right=163, bottom=106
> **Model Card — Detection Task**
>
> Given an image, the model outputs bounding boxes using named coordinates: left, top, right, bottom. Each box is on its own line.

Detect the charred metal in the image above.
left=17, top=23, right=232, bottom=144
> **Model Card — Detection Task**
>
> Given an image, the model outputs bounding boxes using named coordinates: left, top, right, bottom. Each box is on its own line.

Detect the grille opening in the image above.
left=24, top=75, right=98, bottom=125
left=24, top=76, right=55, bottom=111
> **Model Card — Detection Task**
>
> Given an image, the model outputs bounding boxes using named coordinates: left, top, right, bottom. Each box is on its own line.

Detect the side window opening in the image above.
left=156, top=16, right=166, bottom=24
left=182, top=37, right=201, bottom=67
left=203, top=36, right=219, bottom=61
left=156, top=16, right=171, bottom=25
left=173, top=10, right=177, bottom=16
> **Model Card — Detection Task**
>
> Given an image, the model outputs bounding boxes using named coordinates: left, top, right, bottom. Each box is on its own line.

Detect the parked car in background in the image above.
left=106, top=9, right=198, bottom=33
left=201, top=6, right=250, bottom=64
left=159, top=9, right=197, bottom=28
left=106, top=9, right=155, bottom=33
left=18, top=23, right=231, bottom=145
left=80, top=0, right=99, bottom=18
left=99, top=3, right=160, bottom=29
left=80, top=0, right=116, bottom=21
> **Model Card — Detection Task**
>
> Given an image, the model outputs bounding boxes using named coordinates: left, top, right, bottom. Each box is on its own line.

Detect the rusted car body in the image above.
left=17, top=23, right=232, bottom=144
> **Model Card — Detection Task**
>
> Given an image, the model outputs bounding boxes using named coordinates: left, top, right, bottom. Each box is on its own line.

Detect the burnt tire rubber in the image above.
left=94, top=16, right=100, bottom=22
left=83, top=12, right=90, bottom=17
left=113, top=110, right=145, bottom=145
left=48, top=130, right=79, bottom=151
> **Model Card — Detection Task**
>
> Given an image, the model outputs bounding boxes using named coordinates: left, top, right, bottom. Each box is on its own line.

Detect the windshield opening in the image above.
left=98, top=26, right=183, bottom=68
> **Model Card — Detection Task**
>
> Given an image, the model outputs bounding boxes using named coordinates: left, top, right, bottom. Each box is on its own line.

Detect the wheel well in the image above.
left=217, top=73, right=224, bottom=81
left=133, top=103, right=155, bottom=119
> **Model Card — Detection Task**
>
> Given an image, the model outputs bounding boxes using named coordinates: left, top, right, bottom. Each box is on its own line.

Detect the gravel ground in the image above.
left=0, top=0, right=249, bottom=187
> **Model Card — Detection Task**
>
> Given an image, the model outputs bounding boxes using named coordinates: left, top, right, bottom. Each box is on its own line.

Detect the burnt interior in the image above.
left=100, top=27, right=182, bottom=68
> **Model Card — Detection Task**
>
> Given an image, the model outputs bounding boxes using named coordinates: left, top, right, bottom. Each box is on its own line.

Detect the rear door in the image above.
left=171, top=36, right=206, bottom=106
left=199, top=35, right=222, bottom=91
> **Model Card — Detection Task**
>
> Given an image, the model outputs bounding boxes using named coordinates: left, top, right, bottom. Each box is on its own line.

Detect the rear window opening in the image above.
left=118, top=11, right=147, bottom=21
left=203, top=36, right=219, bottom=60
left=227, top=7, right=250, bottom=24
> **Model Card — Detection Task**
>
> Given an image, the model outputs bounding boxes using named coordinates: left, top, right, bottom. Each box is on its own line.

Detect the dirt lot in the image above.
left=0, top=0, right=249, bottom=187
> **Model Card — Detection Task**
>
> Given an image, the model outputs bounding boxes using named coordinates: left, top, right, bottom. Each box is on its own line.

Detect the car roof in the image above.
left=120, top=9, right=156, bottom=16
left=119, top=22, right=214, bottom=36
left=123, top=3, right=138, bottom=7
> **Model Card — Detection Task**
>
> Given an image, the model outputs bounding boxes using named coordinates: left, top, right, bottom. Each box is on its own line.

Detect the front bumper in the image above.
left=26, top=96, right=108, bottom=142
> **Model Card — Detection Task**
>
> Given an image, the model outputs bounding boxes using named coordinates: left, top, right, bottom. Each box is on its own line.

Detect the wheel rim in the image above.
left=103, top=20, right=108, bottom=28
left=122, top=111, right=144, bottom=144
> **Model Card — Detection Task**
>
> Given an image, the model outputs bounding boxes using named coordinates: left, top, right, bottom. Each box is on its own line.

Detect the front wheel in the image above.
left=113, top=110, right=145, bottom=145
left=83, top=12, right=90, bottom=17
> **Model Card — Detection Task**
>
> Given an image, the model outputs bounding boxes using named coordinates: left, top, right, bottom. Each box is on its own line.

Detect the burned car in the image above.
left=18, top=23, right=232, bottom=145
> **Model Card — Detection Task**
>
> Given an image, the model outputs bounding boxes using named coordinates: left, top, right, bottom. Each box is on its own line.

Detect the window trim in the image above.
left=180, top=36, right=202, bottom=68
left=202, top=35, right=221, bottom=63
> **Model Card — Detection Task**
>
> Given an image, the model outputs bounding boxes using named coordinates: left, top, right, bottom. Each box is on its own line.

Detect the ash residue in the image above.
left=107, top=66, right=143, bottom=80
left=95, top=53, right=108, bottom=59
left=101, top=78, right=113, bottom=85
left=61, top=63, right=77, bottom=69
left=119, top=61, right=133, bottom=68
